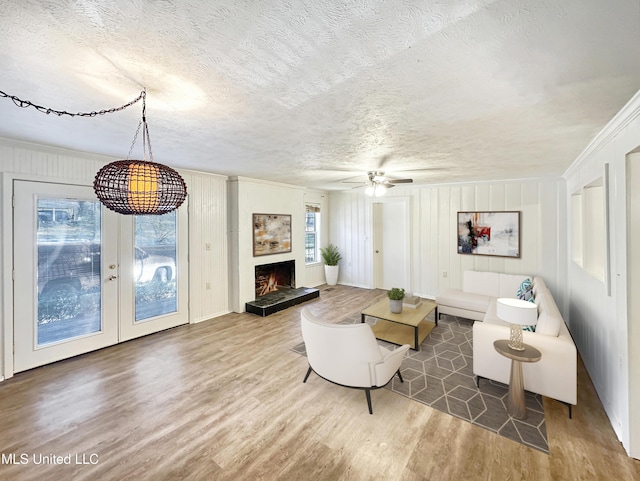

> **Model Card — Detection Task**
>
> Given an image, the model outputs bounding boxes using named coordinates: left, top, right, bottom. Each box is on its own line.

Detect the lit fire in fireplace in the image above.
left=257, top=272, right=279, bottom=296
left=255, top=260, right=295, bottom=298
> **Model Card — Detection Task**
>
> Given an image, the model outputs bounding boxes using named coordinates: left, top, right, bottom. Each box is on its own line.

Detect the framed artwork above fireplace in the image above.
left=253, top=213, right=292, bottom=256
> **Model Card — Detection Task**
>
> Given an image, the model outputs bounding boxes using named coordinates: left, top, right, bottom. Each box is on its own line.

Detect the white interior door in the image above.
left=13, top=180, right=189, bottom=373
left=13, top=181, right=119, bottom=372
left=373, top=197, right=411, bottom=291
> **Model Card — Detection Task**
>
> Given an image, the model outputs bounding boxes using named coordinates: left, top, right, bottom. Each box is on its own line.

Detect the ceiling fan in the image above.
left=343, top=171, right=413, bottom=196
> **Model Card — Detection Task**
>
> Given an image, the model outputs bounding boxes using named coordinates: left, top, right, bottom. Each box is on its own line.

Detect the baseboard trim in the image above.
left=191, top=310, right=232, bottom=323
left=335, top=282, right=374, bottom=289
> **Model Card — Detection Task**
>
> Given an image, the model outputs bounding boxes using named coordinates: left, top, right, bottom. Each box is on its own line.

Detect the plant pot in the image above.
left=390, top=299, right=403, bottom=314
left=325, top=265, right=339, bottom=286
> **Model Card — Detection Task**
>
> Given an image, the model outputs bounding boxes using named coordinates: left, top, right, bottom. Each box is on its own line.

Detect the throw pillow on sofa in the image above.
left=516, top=278, right=535, bottom=330
left=522, top=286, right=535, bottom=302
left=516, top=278, right=532, bottom=298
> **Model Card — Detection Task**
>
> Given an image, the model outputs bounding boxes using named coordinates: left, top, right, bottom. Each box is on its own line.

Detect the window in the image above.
left=571, top=176, right=608, bottom=283
left=305, top=204, right=320, bottom=264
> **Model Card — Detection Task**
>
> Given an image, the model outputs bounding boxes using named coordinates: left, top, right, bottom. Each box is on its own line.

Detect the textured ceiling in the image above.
left=0, top=0, right=639, bottom=190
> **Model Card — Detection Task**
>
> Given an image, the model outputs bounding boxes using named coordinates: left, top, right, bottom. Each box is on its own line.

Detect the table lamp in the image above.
left=496, top=298, right=538, bottom=351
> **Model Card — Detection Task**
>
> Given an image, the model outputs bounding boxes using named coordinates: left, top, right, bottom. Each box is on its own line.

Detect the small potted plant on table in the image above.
left=320, top=244, right=342, bottom=286
left=388, top=287, right=405, bottom=314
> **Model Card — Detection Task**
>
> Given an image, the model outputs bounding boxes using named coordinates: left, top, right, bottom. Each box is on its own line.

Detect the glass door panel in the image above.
left=134, top=212, right=178, bottom=322
left=119, top=203, right=188, bottom=342
left=37, top=199, right=102, bottom=345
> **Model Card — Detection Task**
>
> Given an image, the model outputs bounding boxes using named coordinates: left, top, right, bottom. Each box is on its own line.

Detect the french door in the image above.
left=13, top=180, right=188, bottom=373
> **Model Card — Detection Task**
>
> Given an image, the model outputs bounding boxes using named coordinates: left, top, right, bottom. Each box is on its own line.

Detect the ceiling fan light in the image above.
left=375, top=184, right=386, bottom=197
left=365, top=184, right=375, bottom=196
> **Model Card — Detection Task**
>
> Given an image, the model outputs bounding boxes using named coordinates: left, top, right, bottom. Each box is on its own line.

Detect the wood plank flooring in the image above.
left=0, top=285, right=638, bottom=481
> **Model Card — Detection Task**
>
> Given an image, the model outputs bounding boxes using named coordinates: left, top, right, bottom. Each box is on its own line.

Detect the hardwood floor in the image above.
left=0, top=285, right=638, bottom=481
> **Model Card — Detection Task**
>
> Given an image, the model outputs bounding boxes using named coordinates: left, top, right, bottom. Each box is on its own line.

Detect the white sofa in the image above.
left=435, top=271, right=577, bottom=416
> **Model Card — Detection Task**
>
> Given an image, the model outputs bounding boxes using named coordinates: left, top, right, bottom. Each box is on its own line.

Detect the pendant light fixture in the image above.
left=0, top=87, right=186, bottom=216
left=93, top=91, right=187, bottom=215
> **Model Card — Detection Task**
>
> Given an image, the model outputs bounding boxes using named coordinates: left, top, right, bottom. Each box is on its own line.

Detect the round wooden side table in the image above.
left=493, top=339, right=542, bottom=419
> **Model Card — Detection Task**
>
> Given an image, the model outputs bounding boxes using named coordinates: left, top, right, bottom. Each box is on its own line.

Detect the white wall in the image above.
left=563, top=89, right=640, bottom=458
left=181, top=170, right=230, bottom=322
left=0, top=138, right=230, bottom=379
left=227, top=177, right=326, bottom=312
left=329, top=179, right=567, bottom=310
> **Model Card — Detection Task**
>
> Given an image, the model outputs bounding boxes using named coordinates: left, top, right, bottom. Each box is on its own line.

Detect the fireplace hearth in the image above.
left=246, top=260, right=319, bottom=316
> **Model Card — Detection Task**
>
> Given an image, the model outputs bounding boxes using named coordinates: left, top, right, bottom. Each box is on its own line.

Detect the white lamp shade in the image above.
left=496, top=297, right=538, bottom=326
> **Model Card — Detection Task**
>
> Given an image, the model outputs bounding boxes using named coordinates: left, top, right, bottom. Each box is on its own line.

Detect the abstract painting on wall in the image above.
left=253, top=214, right=292, bottom=256
left=457, top=211, right=520, bottom=258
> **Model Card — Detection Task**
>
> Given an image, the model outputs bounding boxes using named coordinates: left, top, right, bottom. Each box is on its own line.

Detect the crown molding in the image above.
left=563, top=89, right=640, bottom=179
left=0, top=136, right=116, bottom=163
left=227, top=175, right=307, bottom=190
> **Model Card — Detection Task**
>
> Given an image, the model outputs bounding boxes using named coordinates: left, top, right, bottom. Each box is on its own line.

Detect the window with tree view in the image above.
left=305, top=204, right=320, bottom=263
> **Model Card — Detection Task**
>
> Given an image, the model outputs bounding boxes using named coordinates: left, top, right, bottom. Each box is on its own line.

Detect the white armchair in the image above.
left=300, top=307, right=410, bottom=414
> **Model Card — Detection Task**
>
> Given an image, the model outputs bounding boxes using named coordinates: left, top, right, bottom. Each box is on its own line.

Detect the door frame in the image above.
left=371, top=195, right=412, bottom=292
left=625, top=152, right=640, bottom=458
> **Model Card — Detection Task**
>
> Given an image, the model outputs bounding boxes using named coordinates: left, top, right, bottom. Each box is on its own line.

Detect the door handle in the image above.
left=108, top=275, right=117, bottom=281
left=375, top=250, right=380, bottom=253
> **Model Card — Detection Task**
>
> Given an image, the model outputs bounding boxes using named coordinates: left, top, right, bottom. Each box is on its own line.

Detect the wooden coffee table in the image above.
left=361, top=298, right=437, bottom=350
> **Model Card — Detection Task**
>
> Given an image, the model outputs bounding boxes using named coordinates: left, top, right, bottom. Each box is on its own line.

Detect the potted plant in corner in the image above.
left=320, top=244, right=342, bottom=286
left=388, top=287, right=405, bottom=314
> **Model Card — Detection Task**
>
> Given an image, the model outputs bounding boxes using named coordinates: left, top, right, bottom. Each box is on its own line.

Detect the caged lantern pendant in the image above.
left=93, top=91, right=187, bottom=215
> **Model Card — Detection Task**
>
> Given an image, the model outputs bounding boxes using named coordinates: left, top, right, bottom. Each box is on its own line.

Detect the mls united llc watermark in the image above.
left=2, top=452, right=99, bottom=465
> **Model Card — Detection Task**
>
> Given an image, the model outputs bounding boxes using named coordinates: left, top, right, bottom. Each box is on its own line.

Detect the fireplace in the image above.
left=255, top=260, right=295, bottom=298
left=247, top=260, right=319, bottom=316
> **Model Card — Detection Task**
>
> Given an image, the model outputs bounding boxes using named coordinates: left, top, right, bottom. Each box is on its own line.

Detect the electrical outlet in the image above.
left=442, top=271, right=448, bottom=278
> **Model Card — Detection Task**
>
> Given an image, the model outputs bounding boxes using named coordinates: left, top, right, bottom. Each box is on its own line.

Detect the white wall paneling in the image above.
left=563, top=89, right=640, bottom=458
left=329, top=179, right=567, bottom=304
left=328, top=192, right=373, bottom=289
left=182, top=170, right=230, bottom=322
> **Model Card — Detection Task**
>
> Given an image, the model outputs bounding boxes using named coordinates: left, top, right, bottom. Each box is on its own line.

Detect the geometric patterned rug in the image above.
left=292, top=309, right=549, bottom=453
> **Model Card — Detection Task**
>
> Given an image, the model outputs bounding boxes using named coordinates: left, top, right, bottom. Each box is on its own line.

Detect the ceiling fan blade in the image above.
left=381, top=183, right=396, bottom=189
left=377, top=155, right=393, bottom=170
left=387, top=179, right=413, bottom=184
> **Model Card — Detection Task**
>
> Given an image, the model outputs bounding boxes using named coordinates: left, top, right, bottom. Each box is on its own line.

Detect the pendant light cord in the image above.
left=0, top=89, right=145, bottom=117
